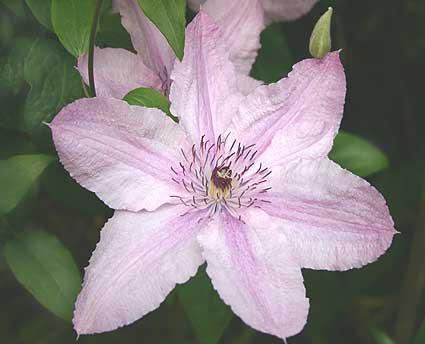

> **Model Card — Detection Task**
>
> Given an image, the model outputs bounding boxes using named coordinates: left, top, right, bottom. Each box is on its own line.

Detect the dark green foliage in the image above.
left=177, top=266, right=233, bottom=344
left=330, top=131, right=389, bottom=177
left=25, top=0, right=52, bottom=30
left=4, top=230, right=81, bottom=321
left=23, top=38, right=84, bottom=144
left=0, top=0, right=424, bottom=343
left=51, top=0, right=96, bottom=57
left=0, top=154, right=55, bottom=215
left=124, top=87, right=177, bottom=122
left=138, top=0, right=186, bottom=59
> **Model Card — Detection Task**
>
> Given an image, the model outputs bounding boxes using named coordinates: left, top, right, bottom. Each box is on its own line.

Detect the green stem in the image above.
left=88, top=0, right=104, bottom=97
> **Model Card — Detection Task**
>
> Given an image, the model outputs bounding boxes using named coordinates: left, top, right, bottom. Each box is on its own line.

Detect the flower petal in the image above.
left=234, top=52, right=346, bottom=167
left=262, top=158, right=396, bottom=271
left=49, top=97, right=188, bottom=211
left=237, top=74, right=263, bottom=95
left=74, top=205, right=204, bottom=335
left=198, top=208, right=309, bottom=340
left=78, top=47, right=161, bottom=99
left=202, top=0, right=265, bottom=75
left=170, top=11, right=243, bottom=144
left=189, top=0, right=318, bottom=23
left=113, top=0, right=175, bottom=79
left=262, top=0, right=320, bottom=22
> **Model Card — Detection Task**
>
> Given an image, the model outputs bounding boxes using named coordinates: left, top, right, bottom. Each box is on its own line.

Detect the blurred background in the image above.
left=0, top=0, right=424, bottom=343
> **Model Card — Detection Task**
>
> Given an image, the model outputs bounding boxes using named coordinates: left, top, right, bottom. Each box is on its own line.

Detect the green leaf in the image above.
left=51, top=0, right=96, bottom=57
left=3, top=230, right=81, bottom=321
left=0, top=154, right=55, bottom=215
left=413, top=318, right=425, bottom=344
left=124, top=87, right=178, bottom=122
left=0, top=0, right=26, bottom=17
left=329, top=131, right=389, bottom=177
left=137, top=0, right=185, bottom=60
left=0, top=37, right=34, bottom=94
left=369, top=328, right=396, bottom=344
left=251, top=23, right=294, bottom=83
left=97, top=10, right=133, bottom=50
left=177, top=266, right=233, bottom=344
left=0, top=10, right=15, bottom=47
left=0, top=129, right=36, bottom=159
left=0, top=217, right=16, bottom=242
left=18, top=316, right=70, bottom=344
left=23, top=38, right=83, bottom=142
left=25, top=0, right=53, bottom=30
left=42, top=162, right=110, bottom=216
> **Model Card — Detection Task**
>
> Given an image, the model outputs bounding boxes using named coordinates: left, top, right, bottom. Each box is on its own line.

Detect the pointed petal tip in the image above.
left=322, top=50, right=342, bottom=62
left=73, top=303, right=116, bottom=336
left=73, top=307, right=90, bottom=336
left=314, top=50, right=344, bottom=74
left=43, top=121, right=52, bottom=128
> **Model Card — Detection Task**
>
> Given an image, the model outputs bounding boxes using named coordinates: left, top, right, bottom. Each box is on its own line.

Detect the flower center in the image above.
left=170, top=134, right=271, bottom=219
left=209, top=166, right=232, bottom=200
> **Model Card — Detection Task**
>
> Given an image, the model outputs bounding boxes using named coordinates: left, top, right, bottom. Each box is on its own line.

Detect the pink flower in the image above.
left=78, top=0, right=265, bottom=98
left=188, top=0, right=320, bottom=23
left=49, top=12, right=395, bottom=341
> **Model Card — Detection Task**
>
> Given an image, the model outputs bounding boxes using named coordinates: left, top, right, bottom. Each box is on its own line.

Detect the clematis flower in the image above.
left=78, top=0, right=265, bottom=99
left=49, top=12, right=395, bottom=341
left=188, top=0, right=320, bottom=23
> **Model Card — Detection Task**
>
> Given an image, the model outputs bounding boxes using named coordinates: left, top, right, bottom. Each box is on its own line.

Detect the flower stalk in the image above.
left=88, top=0, right=104, bottom=97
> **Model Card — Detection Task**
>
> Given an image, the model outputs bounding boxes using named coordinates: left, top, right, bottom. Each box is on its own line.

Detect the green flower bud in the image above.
left=309, top=7, right=333, bottom=59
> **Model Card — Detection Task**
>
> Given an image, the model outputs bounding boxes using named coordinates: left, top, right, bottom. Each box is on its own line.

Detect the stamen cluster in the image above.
left=170, top=133, right=272, bottom=219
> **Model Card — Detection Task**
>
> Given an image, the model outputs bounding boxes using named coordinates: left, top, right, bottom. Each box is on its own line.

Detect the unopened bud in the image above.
left=309, top=7, right=333, bottom=58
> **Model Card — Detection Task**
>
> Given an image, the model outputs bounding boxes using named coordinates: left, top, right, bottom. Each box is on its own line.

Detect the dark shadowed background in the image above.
left=0, top=0, right=424, bottom=343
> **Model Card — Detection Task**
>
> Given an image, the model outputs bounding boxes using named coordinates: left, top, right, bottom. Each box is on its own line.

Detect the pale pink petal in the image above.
left=189, top=0, right=319, bottom=23
left=74, top=205, right=205, bottom=335
left=262, top=158, right=396, bottom=271
left=170, top=11, right=243, bottom=144
left=49, top=97, right=188, bottom=212
left=237, top=74, right=263, bottom=95
left=198, top=208, right=309, bottom=340
left=234, top=52, right=346, bottom=167
left=113, top=0, right=175, bottom=80
left=78, top=47, right=161, bottom=99
left=202, top=0, right=265, bottom=76
left=262, top=0, right=320, bottom=22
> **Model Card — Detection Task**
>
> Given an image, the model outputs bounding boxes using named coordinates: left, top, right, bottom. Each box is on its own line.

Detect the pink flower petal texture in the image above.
left=78, top=47, right=161, bottom=99
left=198, top=208, right=309, bottom=339
left=170, top=12, right=243, bottom=144
left=49, top=97, right=188, bottom=212
left=237, top=74, right=264, bottom=96
left=262, top=0, right=320, bottom=22
left=262, top=158, right=396, bottom=270
left=74, top=205, right=204, bottom=334
left=188, top=0, right=320, bottom=23
left=234, top=52, right=346, bottom=167
left=113, top=0, right=175, bottom=79
left=202, top=0, right=265, bottom=75
left=48, top=10, right=396, bottom=341
left=78, top=0, right=266, bottom=100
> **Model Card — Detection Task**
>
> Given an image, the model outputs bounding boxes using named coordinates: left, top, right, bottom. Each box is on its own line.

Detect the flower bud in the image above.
left=309, top=7, right=333, bottom=59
